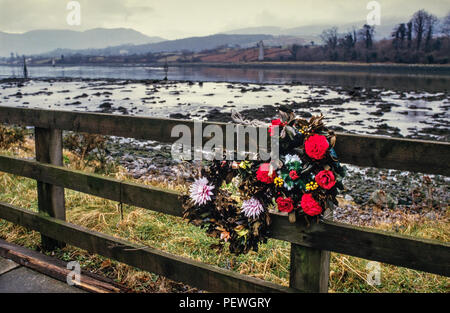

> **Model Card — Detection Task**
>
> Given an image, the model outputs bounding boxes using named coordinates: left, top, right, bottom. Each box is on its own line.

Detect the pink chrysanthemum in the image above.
left=189, top=177, right=215, bottom=205
left=241, top=197, right=264, bottom=219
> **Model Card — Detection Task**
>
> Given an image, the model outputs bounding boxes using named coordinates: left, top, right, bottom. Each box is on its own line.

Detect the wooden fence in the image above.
left=0, top=106, right=448, bottom=293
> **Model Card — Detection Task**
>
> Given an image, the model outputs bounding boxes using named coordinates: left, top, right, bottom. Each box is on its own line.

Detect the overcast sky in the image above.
left=0, top=0, right=448, bottom=39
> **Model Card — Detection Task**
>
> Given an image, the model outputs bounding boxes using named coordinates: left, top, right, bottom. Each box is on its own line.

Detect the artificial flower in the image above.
left=276, top=197, right=294, bottom=213
left=241, top=197, right=265, bottom=219
left=301, top=193, right=323, bottom=216
left=289, top=170, right=299, bottom=181
left=274, top=177, right=284, bottom=187
left=305, top=134, right=329, bottom=160
left=268, top=119, right=285, bottom=136
left=315, top=170, right=336, bottom=190
left=189, top=177, right=214, bottom=205
left=256, top=163, right=276, bottom=184
left=306, top=181, right=319, bottom=191
left=239, top=161, right=252, bottom=170
left=220, top=231, right=231, bottom=242
left=284, top=154, right=301, bottom=164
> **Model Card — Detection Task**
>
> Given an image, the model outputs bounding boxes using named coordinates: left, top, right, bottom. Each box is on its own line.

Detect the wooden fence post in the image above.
left=35, top=127, right=66, bottom=250
left=289, top=210, right=332, bottom=293
left=289, top=244, right=330, bottom=292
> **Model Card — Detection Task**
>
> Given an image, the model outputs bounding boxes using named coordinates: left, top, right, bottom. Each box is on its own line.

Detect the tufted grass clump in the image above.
left=0, top=124, right=26, bottom=149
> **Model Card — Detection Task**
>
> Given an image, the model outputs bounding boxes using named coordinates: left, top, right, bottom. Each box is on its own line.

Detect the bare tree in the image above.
left=359, top=24, right=375, bottom=49
left=424, top=13, right=438, bottom=51
left=392, top=23, right=407, bottom=49
left=411, top=9, right=428, bottom=50
left=320, top=27, right=338, bottom=50
left=340, top=32, right=356, bottom=50
left=407, top=21, right=413, bottom=49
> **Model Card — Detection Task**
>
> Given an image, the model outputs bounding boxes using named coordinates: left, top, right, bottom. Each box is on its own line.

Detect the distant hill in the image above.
left=0, top=28, right=165, bottom=57
left=40, top=34, right=274, bottom=57
left=223, top=26, right=286, bottom=36
left=225, top=18, right=403, bottom=43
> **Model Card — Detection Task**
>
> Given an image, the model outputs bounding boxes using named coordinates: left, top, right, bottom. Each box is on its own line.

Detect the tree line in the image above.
left=289, top=10, right=450, bottom=64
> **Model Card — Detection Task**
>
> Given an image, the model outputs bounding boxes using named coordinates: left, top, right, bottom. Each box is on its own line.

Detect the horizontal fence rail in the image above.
left=0, top=155, right=448, bottom=277
left=0, top=106, right=449, bottom=175
left=0, top=201, right=293, bottom=293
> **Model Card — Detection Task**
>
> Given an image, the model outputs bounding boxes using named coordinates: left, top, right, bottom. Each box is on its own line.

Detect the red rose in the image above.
left=256, top=163, right=276, bottom=184
left=276, top=197, right=294, bottom=213
left=268, top=119, right=285, bottom=136
left=272, top=119, right=283, bottom=126
left=301, top=193, right=323, bottom=216
left=304, top=134, right=329, bottom=160
left=315, top=170, right=336, bottom=190
left=289, top=170, right=299, bottom=181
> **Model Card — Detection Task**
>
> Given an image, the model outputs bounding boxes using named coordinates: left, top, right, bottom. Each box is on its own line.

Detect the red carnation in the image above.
left=289, top=170, right=299, bottom=181
left=276, top=197, right=294, bottom=213
left=304, top=134, right=329, bottom=160
left=268, top=119, right=285, bottom=136
left=315, top=170, right=336, bottom=190
left=301, top=193, right=323, bottom=216
left=256, top=163, right=276, bottom=184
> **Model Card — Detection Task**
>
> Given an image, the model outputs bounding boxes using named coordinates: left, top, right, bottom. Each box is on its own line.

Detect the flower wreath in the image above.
left=182, top=108, right=347, bottom=255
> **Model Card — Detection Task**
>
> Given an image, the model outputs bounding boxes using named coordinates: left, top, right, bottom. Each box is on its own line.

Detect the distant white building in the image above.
left=257, top=41, right=264, bottom=61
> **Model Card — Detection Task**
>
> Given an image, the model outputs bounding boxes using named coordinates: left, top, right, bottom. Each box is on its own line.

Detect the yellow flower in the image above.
left=274, top=177, right=284, bottom=187
left=306, top=181, right=319, bottom=191
left=299, top=126, right=308, bottom=134
left=239, top=161, right=251, bottom=170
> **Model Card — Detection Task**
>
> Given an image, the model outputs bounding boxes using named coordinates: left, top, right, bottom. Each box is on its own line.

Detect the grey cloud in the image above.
left=0, top=0, right=448, bottom=39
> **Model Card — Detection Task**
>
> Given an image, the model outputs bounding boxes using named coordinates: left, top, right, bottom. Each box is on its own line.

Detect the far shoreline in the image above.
left=170, top=61, right=450, bottom=75
left=2, top=61, right=450, bottom=76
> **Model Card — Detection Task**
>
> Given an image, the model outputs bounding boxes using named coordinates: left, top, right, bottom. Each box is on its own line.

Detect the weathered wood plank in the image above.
left=270, top=214, right=450, bottom=277
left=0, top=106, right=214, bottom=143
left=333, top=132, right=450, bottom=176
left=0, top=202, right=295, bottom=293
left=0, top=256, right=19, bottom=275
left=0, top=155, right=448, bottom=277
left=289, top=209, right=332, bottom=293
left=289, top=245, right=330, bottom=292
left=0, top=106, right=448, bottom=175
left=0, top=239, right=126, bottom=293
left=0, top=155, right=181, bottom=216
left=35, top=127, right=66, bottom=250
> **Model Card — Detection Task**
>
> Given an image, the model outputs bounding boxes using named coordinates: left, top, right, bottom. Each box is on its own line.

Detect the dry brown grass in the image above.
left=0, top=134, right=448, bottom=293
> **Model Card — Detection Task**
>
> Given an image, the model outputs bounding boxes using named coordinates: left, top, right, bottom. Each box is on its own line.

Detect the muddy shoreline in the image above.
left=1, top=77, right=448, bottom=141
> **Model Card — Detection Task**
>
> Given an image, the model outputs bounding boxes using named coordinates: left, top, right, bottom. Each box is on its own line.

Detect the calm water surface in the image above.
left=1, top=65, right=449, bottom=92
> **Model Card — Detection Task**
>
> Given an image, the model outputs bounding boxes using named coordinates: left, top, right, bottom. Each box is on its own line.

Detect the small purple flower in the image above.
left=189, top=177, right=215, bottom=205
left=241, top=197, right=264, bottom=219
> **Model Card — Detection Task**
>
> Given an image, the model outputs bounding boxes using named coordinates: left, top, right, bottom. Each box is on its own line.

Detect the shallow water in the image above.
left=1, top=65, right=450, bottom=92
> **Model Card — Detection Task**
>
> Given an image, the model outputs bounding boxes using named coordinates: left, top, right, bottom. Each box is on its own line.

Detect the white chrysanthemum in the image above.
left=241, top=197, right=264, bottom=219
left=189, top=177, right=215, bottom=205
left=284, top=154, right=301, bottom=164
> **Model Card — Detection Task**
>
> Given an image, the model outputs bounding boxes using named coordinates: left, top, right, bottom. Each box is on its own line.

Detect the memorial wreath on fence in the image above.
left=182, top=108, right=347, bottom=255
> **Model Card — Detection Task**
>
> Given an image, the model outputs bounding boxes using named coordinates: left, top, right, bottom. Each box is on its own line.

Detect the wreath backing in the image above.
left=182, top=108, right=347, bottom=255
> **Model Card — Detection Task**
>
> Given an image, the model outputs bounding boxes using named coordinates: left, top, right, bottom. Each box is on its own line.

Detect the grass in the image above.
left=0, top=135, right=449, bottom=293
